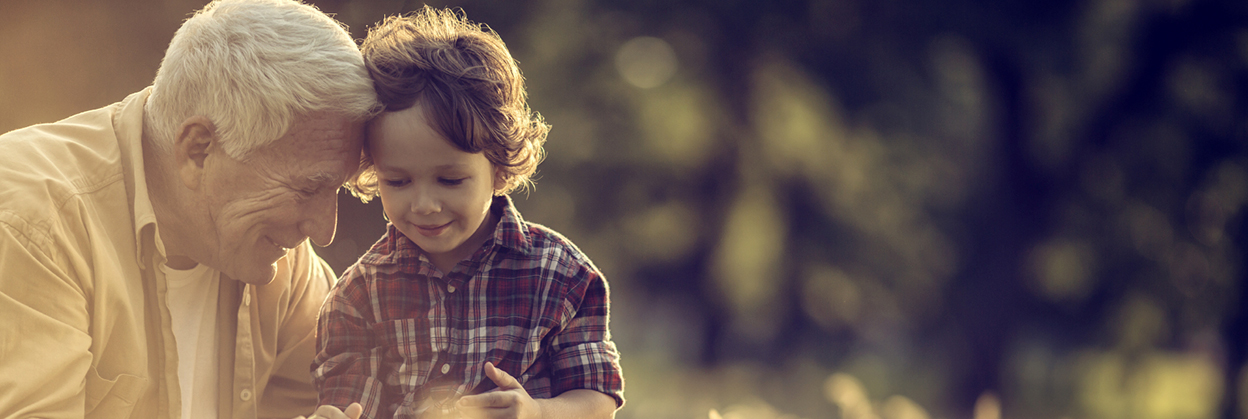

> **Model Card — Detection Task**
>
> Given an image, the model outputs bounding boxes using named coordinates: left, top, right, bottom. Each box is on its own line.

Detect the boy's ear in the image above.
left=493, top=167, right=508, bottom=194
left=174, top=116, right=217, bottom=191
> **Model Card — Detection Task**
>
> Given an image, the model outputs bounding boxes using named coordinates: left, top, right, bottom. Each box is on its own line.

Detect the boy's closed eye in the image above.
left=383, top=177, right=411, bottom=188
left=438, top=177, right=466, bottom=186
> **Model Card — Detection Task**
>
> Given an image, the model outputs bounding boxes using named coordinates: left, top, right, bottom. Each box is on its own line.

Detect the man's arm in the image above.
left=259, top=241, right=336, bottom=418
left=0, top=217, right=95, bottom=418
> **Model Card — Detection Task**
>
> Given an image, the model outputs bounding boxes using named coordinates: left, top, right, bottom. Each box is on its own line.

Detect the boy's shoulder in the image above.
left=516, top=221, right=587, bottom=259
left=334, top=225, right=431, bottom=286
left=496, top=220, right=607, bottom=294
left=493, top=197, right=600, bottom=275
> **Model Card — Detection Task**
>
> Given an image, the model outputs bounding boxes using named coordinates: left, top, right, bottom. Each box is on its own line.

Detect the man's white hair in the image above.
left=146, top=0, right=379, bottom=159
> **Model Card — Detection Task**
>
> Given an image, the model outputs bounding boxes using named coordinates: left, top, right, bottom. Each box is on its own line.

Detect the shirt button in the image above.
left=240, top=389, right=252, bottom=401
left=447, top=285, right=456, bottom=293
left=243, top=293, right=251, bottom=307
left=441, top=364, right=450, bottom=374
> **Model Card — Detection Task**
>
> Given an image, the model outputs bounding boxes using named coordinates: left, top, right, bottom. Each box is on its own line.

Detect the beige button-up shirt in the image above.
left=0, top=88, right=334, bottom=418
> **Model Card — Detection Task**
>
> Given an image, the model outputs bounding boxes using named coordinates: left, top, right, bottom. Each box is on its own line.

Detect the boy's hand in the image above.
left=456, top=362, right=543, bottom=419
left=295, top=403, right=363, bottom=419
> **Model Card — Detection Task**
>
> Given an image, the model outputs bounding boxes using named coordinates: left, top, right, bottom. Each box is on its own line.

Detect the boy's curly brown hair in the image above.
left=346, top=6, right=548, bottom=202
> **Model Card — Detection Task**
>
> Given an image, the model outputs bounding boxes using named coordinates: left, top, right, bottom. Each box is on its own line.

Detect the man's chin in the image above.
left=228, top=263, right=279, bottom=285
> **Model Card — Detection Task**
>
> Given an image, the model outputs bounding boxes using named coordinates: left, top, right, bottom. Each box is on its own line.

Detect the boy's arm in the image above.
left=457, top=362, right=615, bottom=419
left=458, top=252, right=624, bottom=419
left=533, top=390, right=617, bottom=419
left=545, top=265, right=625, bottom=408
left=311, top=266, right=387, bottom=419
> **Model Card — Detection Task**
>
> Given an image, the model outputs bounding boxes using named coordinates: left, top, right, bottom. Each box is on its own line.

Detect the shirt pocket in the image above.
left=374, top=319, right=434, bottom=385
left=84, top=367, right=148, bottom=417
left=482, top=317, right=556, bottom=380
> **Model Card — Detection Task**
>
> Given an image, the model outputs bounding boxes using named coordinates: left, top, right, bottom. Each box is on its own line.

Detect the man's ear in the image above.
left=174, top=116, right=216, bottom=190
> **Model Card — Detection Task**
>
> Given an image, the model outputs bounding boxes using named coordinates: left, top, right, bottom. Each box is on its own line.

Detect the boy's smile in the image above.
left=368, top=102, right=503, bottom=274
left=415, top=221, right=452, bottom=237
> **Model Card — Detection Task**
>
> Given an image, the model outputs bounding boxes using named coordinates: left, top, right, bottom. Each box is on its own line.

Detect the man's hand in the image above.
left=456, top=362, right=543, bottom=419
left=295, top=402, right=363, bottom=419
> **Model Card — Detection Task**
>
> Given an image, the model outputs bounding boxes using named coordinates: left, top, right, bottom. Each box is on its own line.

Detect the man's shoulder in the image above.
left=0, top=105, right=134, bottom=263
left=0, top=106, right=127, bottom=208
left=0, top=104, right=124, bottom=168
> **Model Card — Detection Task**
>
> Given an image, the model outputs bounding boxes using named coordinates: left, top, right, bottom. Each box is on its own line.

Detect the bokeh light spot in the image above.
left=616, top=36, right=679, bottom=89
left=825, top=373, right=873, bottom=419
left=711, top=179, right=786, bottom=340
left=882, top=395, right=931, bottom=419
left=1115, top=295, right=1168, bottom=349
left=622, top=201, right=699, bottom=263
left=1027, top=238, right=1097, bottom=303
left=637, top=82, right=717, bottom=169
left=800, top=265, right=862, bottom=332
left=973, top=392, right=1001, bottom=419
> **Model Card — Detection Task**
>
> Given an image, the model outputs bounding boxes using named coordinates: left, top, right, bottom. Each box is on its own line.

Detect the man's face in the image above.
left=198, top=112, right=364, bottom=284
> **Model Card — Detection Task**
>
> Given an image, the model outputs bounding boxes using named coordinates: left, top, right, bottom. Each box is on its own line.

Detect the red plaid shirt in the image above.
left=312, top=196, right=624, bottom=419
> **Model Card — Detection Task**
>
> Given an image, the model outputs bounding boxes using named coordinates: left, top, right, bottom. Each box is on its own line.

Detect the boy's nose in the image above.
left=410, top=189, right=440, bottom=215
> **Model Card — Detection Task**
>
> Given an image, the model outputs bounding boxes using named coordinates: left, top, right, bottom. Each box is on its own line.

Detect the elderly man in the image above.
left=0, top=1, right=378, bottom=418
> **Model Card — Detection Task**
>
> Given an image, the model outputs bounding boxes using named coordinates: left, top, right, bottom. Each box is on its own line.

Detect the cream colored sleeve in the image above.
left=0, top=213, right=95, bottom=419
left=257, top=241, right=336, bottom=419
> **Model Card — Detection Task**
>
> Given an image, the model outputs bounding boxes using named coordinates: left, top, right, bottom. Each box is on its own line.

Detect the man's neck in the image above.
left=141, top=130, right=198, bottom=269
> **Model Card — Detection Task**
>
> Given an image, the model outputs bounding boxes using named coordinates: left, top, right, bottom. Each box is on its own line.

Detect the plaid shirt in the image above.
left=313, top=196, right=624, bottom=419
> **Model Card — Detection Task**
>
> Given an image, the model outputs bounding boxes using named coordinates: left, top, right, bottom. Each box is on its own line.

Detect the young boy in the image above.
left=310, top=7, right=624, bottom=419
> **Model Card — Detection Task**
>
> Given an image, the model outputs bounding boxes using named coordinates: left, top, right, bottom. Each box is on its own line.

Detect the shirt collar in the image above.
left=489, top=195, right=533, bottom=255
left=111, top=87, right=165, bottom=269
left=362, top=194, right=535, bottom=269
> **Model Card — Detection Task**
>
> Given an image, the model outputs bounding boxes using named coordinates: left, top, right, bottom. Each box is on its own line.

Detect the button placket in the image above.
left=428, top=280, right=448, bottom=379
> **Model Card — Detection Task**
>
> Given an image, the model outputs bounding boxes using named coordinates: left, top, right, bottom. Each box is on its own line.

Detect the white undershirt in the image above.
left=161, top=262, right=221, bottom=419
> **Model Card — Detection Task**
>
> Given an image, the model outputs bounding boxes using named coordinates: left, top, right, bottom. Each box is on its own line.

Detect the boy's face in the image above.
left=368, top=103, right=502, bottom=270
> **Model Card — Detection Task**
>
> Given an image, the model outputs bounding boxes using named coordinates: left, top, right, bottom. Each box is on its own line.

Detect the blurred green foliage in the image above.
left=2, top=0, right=1245, bottom=418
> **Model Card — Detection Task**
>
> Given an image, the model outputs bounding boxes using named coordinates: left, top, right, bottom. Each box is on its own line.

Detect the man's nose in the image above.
left=300, top=188, right=339, bottom=247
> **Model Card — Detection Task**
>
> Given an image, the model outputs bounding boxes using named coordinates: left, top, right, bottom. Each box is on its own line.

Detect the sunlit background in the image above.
left=2, top=0, right=1246, bottom=418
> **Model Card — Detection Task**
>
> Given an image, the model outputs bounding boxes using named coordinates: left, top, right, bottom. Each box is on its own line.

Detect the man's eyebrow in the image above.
left=305, top=172, right=339, bottom=187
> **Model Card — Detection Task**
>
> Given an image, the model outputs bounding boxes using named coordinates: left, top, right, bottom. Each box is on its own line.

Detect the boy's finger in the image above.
left=345, top=403, right=364, bottom=419
left=483, top=362, right=520, bottom=389
left=309, top=403, right=363, bottom=419
left=458, top=391, right=512, bottom=408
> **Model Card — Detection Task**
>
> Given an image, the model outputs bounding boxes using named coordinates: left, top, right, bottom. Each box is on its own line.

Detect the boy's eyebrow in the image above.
left=373, top=162, right=401, bottom=172
left=374, top=163, right=471, bottom=172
